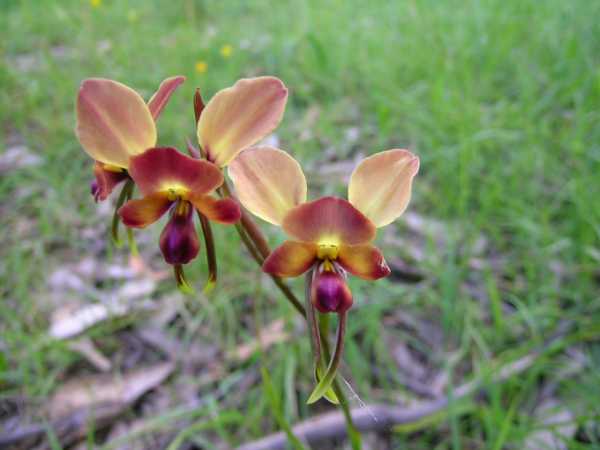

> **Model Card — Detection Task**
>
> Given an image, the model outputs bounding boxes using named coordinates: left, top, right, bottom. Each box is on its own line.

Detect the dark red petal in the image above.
left=311, top=268, right=353, bottom=313
left=128, top=147, right=224, bottom=196
left=159, top=202, right=200, bottom=265
left=92, top=161, right=128, bottom=202
left=282, top=196, right=376, bottom=246
left=190, top=195, right=241, bottom=224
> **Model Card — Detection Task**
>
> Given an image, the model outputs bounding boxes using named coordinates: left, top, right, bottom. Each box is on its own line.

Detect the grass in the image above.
left=1, top=0, right=600, bottom=448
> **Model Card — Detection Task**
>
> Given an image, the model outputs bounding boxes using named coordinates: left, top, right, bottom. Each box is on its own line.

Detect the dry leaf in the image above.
left=227, top=319, right=289, bottom=361
left=48, top=362, right=174, bottom=419
left=49, top=298, right=155, bottom=340
left=68, top=337, right=112, bottom=372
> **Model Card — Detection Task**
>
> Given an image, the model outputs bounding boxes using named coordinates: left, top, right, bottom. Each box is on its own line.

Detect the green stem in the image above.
left=305, top=270, right=322, bottom=368
left=111, top=178, right=134, bottom=246
left=197, top=210, right=217, bottom=292
left=221, top=178, right=359, bottom=444
left=319, top=314, right=362, bottom=449
left=307, top=311, right=347, bottom=404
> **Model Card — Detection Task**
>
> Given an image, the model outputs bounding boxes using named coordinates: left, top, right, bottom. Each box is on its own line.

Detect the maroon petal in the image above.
left=159, top=202, right=200, bottom=265
left=311, top=268, right=353, bottom=313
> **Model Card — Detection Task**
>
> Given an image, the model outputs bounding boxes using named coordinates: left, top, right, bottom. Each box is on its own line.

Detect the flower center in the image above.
left=317, top=244, right=339, bottom=261
left=102, top=163, right=125, bottom=173
left=164, top=185, right=190, bottom=201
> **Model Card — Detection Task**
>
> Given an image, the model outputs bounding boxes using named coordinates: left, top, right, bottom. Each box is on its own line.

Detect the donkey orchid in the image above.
left=118, top=147, right=241, bottom=288
left=76, top=76, right=185, bottom=201
left=229, top=146, right=419, bottom=402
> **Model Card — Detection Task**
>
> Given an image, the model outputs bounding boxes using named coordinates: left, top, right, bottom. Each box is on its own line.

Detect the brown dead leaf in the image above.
left=48, top=362, right=174, bottom=419
left=68, top=337, right=112, bottom=372
left=49, top=297, right=155, bottom=340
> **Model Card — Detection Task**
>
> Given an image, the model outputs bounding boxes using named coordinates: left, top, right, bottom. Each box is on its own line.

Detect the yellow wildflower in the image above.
left=220, top=45, right=233, bottom=58
left=195, top=61, right=208, bottom=74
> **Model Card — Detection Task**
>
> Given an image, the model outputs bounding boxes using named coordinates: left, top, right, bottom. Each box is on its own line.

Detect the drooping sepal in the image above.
left=92, top=162, right=129, bottom=202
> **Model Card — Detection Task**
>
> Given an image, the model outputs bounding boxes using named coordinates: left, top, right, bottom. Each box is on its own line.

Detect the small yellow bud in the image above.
left=220, top=44, right=233, bottom=58
left=195, top=61, right=208, bottom=74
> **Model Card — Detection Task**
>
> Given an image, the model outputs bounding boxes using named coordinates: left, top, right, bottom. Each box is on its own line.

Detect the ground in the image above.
left=1, top=0, right=599, bottom=449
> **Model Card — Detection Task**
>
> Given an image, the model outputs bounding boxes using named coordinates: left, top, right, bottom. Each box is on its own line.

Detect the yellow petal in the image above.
left=197, top=77, right=287, bottom=167
left=76, top=78, right=156, bottom=168
left=228, top=147, right=306, bottom=225
left=348, top=149, right=419, bottom=227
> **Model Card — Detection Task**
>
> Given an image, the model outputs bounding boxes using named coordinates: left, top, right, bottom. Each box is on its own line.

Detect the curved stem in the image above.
left=305, top=270, right=322, bottom=368
left=319, top=315, right=362, bottom=449
left=197, top=210, right=217, bottom=292
left=219, top=181, right=306, bottom=316
left=220, top=175, right=359, bottom=444
left=307, top=311, right=347, bottom=404
left=173, top=264, right=194, bottom=294
left=111, top=178, right=134, bottom=246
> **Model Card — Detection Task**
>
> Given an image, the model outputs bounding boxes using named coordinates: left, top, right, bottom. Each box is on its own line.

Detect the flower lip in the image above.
left=311, top=264, right=353, bottom=313
left=159, top=200, right=200, bottom=265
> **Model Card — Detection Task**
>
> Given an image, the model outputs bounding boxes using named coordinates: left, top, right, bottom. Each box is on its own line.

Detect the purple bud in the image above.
left=159, top=202, right=200, bottom=265
left=311, top=268, right=353, bottom=313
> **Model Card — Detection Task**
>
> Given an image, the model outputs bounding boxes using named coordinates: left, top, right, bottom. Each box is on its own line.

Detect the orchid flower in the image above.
left=229, top=147, right=419, bottom=402
left=76, top=76, right=185, bottom=202
left=117, top=147, right=241, bottom=290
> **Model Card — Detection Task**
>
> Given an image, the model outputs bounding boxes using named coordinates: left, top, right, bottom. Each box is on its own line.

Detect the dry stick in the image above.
left=235, top=351, right=540, bottom=450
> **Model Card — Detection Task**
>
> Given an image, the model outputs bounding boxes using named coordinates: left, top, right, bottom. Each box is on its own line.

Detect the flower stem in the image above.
left=111, top=178, right=134, bottom=246
left=222, top=178, right=360, bottom=445
left=197, top=210, right=217, bottom=293
left=319, top=314, right=362, bottom=450
left=305, top=270, right=322, bottom=368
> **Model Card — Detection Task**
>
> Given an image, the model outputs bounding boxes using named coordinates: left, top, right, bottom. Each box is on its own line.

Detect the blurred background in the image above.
left=1, top=0, right=600, bottom=448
